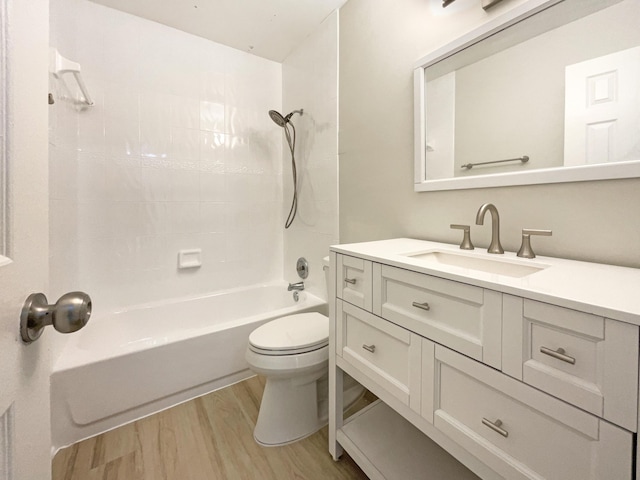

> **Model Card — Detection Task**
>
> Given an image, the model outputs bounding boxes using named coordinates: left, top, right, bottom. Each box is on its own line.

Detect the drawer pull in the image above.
left=482, top=418, right=509, bottom=438
left=412, top=301, right=431, bottom=311
left=362, top=344, right=376, bottom=353
left=344, top=278, right=357, bottom=285
left=540, top=346, right=576, bottom=365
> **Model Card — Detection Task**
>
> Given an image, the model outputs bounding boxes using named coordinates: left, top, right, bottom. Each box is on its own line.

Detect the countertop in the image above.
left=331, top=238, right=640, bottom=325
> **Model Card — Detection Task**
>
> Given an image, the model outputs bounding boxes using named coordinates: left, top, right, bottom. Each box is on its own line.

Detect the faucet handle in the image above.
left=517, top=229, right=552, bottom=259
left=450, top=224, right=474, bottom=250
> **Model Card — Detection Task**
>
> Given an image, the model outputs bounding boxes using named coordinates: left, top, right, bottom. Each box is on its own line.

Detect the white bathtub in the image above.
left=51, top=283, right=326, bottom=451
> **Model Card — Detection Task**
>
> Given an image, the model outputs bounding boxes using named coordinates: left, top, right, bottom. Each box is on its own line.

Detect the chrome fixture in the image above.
left=269, top=109, right=303, bottom=127
left=412, top=301, right=431, bottom=312
left=476, top=203, right=504, bottom=254
left=450, top=224, right=474, bottom=250
left=461, top=155, right=529, bottom=170
left=20, top=291, right=92, bottom=344
left=288, top=281, right=305, bottom=292
left=482, top=418, right=509, bottom=437
left=517, top=228, right=552, bottom=259
left=296, top=257, right=309, bottom=279
left=269, top=108, right=304, bottom=229
left=540, top=346, right=575, bottom=365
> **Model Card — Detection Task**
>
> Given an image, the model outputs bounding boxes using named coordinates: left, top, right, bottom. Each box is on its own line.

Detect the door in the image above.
left=564, top=46, right=640, bottom=166
left=0, top=0, right=52, bottom=479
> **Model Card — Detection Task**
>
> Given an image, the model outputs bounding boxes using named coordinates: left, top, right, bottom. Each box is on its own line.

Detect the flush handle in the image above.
left=540, top=346, right=575, bottom=365
left=20, top=292, right=92, bottom=344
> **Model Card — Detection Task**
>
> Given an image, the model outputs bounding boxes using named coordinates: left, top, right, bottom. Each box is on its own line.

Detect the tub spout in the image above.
left=288, top=282, right=305, bottom=291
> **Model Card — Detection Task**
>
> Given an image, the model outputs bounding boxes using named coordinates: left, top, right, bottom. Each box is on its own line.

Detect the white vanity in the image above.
left=328, top=238, right=640, bottom=479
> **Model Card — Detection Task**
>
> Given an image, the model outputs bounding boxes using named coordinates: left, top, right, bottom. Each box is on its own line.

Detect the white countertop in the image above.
left=331, top=238, right=640, bottom=325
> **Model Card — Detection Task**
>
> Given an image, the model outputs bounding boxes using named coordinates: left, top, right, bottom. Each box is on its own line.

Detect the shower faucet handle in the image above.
left=450, top=224, right=474, bottom=250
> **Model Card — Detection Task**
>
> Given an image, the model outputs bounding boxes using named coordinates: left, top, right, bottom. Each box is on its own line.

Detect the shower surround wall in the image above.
left=282, top=12, right=339, bottom=299
left=49, top=0, right=283, bottom=312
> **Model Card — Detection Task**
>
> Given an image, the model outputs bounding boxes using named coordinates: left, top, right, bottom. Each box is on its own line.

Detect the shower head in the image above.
left=268, top=109, right=303, bottom=127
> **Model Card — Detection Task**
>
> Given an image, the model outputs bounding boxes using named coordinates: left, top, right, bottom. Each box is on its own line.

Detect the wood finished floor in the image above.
left=52, top=375, right=373, bottom=480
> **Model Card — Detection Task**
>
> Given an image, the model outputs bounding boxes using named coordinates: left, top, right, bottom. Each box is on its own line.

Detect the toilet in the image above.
left=245, top=257, right=364, bottom=447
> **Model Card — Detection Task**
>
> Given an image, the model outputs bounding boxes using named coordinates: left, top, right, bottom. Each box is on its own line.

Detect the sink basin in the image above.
left=402, top=250, right=548, bottom=278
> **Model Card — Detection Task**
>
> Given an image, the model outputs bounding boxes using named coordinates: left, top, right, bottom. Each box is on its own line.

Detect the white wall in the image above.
left=339, top=0, right=640, bottom=269
left=49, top=0, right=284, bottom=313
left=282, top=12, right=339, bottom=300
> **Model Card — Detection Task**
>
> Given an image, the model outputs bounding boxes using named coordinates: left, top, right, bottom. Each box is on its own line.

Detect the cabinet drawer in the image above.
left=336, top=254, right=372, bottom=311
left=502, top=296, right=639, bottom=431
left=431, top=346, right=633, bottom=480
left=337, top=300, right=421, bottom=411
left=373, top=264, right=502, bottom=369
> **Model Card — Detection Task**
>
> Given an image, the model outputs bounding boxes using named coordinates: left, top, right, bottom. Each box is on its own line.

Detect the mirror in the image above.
left=414, top=0, right=640, bottom=191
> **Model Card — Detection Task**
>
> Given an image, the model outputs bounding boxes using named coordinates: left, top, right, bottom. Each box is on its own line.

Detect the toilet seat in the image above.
left=248, top=312, right=328, bottom=356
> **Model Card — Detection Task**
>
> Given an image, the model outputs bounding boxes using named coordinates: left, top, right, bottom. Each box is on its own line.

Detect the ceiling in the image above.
left=89, top=0, right=347, bottom=62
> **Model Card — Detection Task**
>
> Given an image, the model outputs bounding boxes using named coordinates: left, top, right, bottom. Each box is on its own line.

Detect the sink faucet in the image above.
left=475, top=203, right=504, bottom=254
left=288, top=281, right=305, bottom=291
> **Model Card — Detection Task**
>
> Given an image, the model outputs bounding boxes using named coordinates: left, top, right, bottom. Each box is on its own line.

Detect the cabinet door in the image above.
left=336, top=254, right=373, bottom=311
left=337, top=300, right=421, bottom=412
left=374, top=264, right=502, bottom=368
left=502, top=295, right=639, bottom=432
left=432, top=345, right=633, bottom=480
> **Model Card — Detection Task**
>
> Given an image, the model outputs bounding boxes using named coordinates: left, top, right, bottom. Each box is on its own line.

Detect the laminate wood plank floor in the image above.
left=52, top=375, right=373, bottom=480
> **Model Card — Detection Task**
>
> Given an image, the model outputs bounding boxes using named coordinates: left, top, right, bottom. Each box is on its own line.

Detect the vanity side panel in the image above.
left=602, top=318, right=639, bottom=431
left=329, top=251, right=344, bottom=460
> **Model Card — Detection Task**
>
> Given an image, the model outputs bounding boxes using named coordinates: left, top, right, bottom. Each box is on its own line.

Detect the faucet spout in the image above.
left=475, top=203, right=504, bottom=254
left=288, top=281, right=305, bottom=292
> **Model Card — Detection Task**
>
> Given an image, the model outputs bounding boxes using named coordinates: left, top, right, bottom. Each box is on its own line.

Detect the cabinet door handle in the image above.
left=540, top=346, right=576, bottom=365
left=344, top=278, right=357, bottom=285
left=482, top=418, right=509, bottom=438
left=362, top=344, right=376, bottom=353
left=412, top=301, right=430, bottom=311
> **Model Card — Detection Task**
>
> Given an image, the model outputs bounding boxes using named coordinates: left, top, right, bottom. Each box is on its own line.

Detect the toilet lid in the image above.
left=249, top=312, right=328, bottom=354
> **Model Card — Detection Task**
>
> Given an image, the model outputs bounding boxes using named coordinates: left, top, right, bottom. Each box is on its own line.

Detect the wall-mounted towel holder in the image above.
left=49, top=47, right=94, bottom=106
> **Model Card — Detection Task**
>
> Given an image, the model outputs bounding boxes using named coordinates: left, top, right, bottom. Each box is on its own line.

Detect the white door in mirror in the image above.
left=564, top=46, right=640, bottom=166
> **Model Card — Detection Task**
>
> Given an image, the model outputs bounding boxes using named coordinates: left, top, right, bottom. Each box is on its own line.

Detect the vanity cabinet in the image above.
left=336, top=254, right=373, bottom=311
left=330, top=245, right=640, bottom=480
left=428, top=345, right=632, bottom=480
left=373, top=264, right=502, bottom=369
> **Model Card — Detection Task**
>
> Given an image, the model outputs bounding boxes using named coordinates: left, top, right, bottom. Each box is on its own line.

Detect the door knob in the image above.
left=20, top=292, right=92, bottom=344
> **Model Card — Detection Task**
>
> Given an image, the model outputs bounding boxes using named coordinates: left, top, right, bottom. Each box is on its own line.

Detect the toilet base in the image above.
left=254, top=373, right=365, bottom=447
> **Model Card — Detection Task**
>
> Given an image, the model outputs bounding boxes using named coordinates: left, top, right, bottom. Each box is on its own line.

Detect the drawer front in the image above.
left=502, top=296, right=639, bottom=431
left=337, top=300, right=421, bottom=411
left=336, top=254, right=372, bottom=311
left=431, top=346, right=633, bottom=480
left=373, top=264, right=502, bottom=369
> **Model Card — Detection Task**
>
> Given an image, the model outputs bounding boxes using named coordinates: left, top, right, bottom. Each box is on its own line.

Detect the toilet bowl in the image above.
left=245, top=257, right=364, bottom=447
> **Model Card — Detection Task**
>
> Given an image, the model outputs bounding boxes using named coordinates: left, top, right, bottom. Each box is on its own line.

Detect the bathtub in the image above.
left=50, top=283, right=326, bottom=452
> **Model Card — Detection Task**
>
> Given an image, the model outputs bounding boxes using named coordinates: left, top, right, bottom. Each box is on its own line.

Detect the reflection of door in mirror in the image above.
left=564, top=46, right=640, bottom=166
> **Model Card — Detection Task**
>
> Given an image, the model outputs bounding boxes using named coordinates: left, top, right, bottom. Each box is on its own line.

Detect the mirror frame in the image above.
left=413, top=0, right=640, bottom=192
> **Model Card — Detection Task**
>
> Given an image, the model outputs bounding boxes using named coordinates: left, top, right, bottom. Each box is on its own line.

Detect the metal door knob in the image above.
left=20, top=291, right=92, bottom=344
